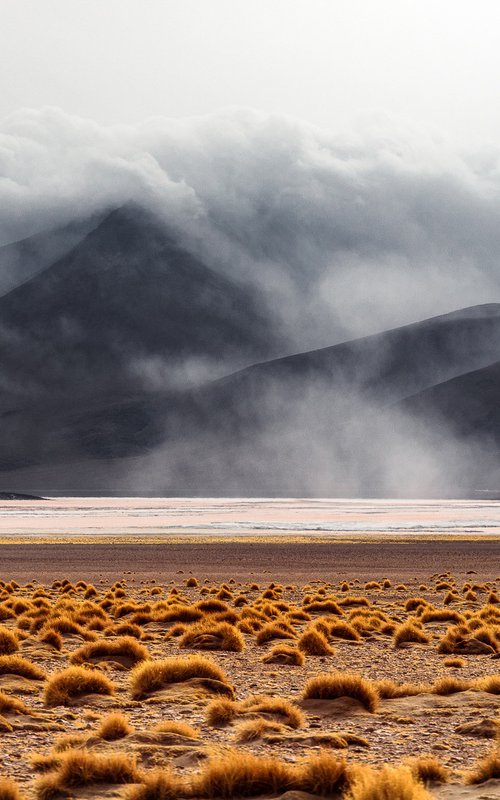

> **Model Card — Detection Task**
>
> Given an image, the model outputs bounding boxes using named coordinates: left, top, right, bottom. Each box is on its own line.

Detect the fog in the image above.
left=2, top=107, right=500, bottom=350
left=1, top=106, right=500, bottom=496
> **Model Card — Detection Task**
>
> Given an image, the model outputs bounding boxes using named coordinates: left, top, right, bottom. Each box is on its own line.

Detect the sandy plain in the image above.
left=0, top=499, right=498, bottom=799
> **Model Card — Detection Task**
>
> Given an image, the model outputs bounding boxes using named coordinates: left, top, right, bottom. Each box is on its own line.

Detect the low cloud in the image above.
left=1, top=106, right=500, bottom=350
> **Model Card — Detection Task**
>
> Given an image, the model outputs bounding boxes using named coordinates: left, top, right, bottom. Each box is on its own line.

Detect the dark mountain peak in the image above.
left=0, top=203, right=282, bottom=402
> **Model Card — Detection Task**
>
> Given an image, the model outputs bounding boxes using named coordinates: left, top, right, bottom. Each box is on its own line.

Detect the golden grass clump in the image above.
left=97, top=711, right=133, bottom=740
left=179, top=620, right=244, bottom=652
left=303, top=599, right=343, bottom=615
left=297, top=627, right=334, bottom=656
left=0, top=626, right=18, bottom=655
left=405, top=755, right=449, bottom=784
left=393, top=620, right=430, bottom=648
left=0, top=654, right=46, bottom=680
left=130, top=655, right=231, bottom=700
left=153, top=720, right=199, bottom=738
left=206, top=697, right=238, bottom=726
left=192, top=750, right=293, bottom=798
left=431, top=676, right=471, bottom=695
left=0, top=690, right=31, bottom=716
left=443, top=656, right=464, bottom=668
left=349, top=764, right=432, bottom=800
left=206, top=694, right=304, bottom=729
left=0, top=777, right=25, bottom=800
left=261, top=643, right=305, bottom=665
left=69, top=636, right=150, bottom=666
left=234, top=718, right=287, bottom=742
left=126, top=768, right=179, bottom=800
left=255, top=621, right=296, bottom=645
left=465, top=747, right=500, bottom=784
left=329, top=620, right=361, bottom=641
left=419, top=608, right=463, bottom=624
left=38, top=629, right=62, bottom=650
left=239, top=695, right=304, bottom=728
left=44, top=666, right=115, bottom=706
left=189, top=749, right=351, bottom=798
left=36, top=749, right=140, bottom=799
left=303, top=672, right=379, bottom=712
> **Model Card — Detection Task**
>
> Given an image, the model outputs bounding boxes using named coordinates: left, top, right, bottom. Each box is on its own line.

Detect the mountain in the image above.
left=0, top=214, right=102, bottom=296
left=398, top=359, right=500, bottom=443
left=1, top=303, right=500, bottom=495
left=0, top=204, right=281, bottom=410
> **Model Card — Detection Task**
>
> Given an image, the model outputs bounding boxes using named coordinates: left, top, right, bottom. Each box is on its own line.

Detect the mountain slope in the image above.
left=398, top=359, right=500, bottom=442
left=0, top=204, right=281, bottom=407
left=1, top=304, right=500, bottom=495
left=0, top=214, right=102, bottom=296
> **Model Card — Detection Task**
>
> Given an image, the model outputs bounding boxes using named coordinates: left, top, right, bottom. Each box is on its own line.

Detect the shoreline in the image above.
left=1, top=538, right=498, bottom=582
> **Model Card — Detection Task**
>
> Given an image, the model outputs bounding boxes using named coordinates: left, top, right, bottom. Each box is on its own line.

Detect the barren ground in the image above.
left=0, top=535, right=498, bottom=799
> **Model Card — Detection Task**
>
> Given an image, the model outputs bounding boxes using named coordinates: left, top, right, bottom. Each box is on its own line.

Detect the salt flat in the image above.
left=0, top=497, right=499, bottom=539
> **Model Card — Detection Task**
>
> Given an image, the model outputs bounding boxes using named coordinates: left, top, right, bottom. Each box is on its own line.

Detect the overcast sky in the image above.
left=1, top=0, right=499, bottom=144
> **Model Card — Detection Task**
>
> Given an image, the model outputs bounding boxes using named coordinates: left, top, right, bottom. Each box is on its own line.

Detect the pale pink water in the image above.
left=0, top=497, right=498, bottom=537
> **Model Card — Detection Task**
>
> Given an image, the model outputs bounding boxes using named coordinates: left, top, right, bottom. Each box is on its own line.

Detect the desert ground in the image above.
left=0, top=500, right=498, bottom=799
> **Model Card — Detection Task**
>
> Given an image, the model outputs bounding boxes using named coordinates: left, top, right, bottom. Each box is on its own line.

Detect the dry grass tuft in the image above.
left=189, top=750, right=294, bottom=798
left=261, top=643, right=305, bottom=665
left=303, top=672, right=379, bottom=712
left=297, top=628, right=334, bottom=656
left=465, top=747, right=500, bottom=784
left=206, top=697, right=238, bottom=727
left=393, top=621, right=430, bottom=648
left=349, top=764, right=432, bottom=799
left=69, top=636, right=149, bottom=666
left=239, top=695, right=304, bottom=729
left=179, top=621, right=244, bottom=652
left=39, top=629, right=62, bottom=650
left=189, top=749, right=350, bottom=798
left=126, top=768, right=179, bottom=800
left=234, top=718, right=287, bottom=742
left=329, top=621, right=361, bottom=641
left=36, top=749, right=140, bottom=798
left=255, top=621, right=296, bottom=646
left=0, top=626, right=18, bottom=655
left=443, top=657, right=464, bottom=668
left=406, top=755, right=449, bottom=784
left=0, top=654, right=45, bottom=680
left=44, top=666, right=115, bottom=706
left=153, top=720, right=199, bottom=738
left=0, top=691, right=31, bottom=716
left=97, top=711, right=133, bottom=740
left=432, top=676, right=471, bottom=695
left=130, top=655, right=231, bottom=700
left=0, top=777, right=25, bottom=800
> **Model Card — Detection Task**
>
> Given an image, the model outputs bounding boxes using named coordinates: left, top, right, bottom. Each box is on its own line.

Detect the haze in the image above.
left=2, top=0, right=500, bottom=146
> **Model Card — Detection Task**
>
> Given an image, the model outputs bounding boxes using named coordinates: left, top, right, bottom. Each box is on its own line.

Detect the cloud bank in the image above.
left=2, top=105, right=500, bottom=349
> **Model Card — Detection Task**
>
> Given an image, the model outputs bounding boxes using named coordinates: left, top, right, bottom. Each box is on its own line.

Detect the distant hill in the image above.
left=0, top=214, right=102, bottom=296
left=0, top=204, right=281, bottom=411
left=1, top=301, right=500, bottom=495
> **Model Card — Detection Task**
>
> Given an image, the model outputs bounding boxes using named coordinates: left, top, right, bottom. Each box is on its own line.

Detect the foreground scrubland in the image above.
left=0, top=568, right=498, bottom=799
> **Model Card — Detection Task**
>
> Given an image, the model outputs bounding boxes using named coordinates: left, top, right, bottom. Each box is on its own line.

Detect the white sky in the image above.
left=1, top=0, right=500, bottom=144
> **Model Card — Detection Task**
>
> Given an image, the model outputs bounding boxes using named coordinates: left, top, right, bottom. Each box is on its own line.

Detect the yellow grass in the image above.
left=348, top=764, right=432, bottom=799
left=303, top=672, right=379, bottom=712
left=44, top=666, right=115, bottom=706
left=97, top=711, right=133, bottom=740
left=69, top=636, right=149, bottom=666
left=130, top=655, right=231, bottom=700
left=0, top=654, right=45, bottom=680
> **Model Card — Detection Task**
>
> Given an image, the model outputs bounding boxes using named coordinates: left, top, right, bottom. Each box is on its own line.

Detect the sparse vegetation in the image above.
left=303, top=672, right=379, bottom=712
left=44, top=666, right=115, bottom=706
